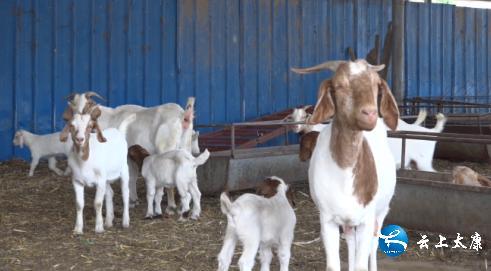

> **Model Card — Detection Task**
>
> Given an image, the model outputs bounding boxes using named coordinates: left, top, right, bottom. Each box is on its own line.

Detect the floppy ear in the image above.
left=62, top=106, right=74, bottom=122
left=60, top=124, right=70, bottom=142
left=90, top=106, right=102, bottom=120
left=309, top=79, right=335, bottom=124
left=379, top=79, right=399, bottom=131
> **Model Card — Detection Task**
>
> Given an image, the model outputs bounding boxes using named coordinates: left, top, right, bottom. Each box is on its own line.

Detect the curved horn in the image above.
left=65, top=93, right=77, bottom=102
left=85, top=91, right=105, bottom=101
left=291, top=60, right=346, bottom=74
left=367, top=63, right=385, bottom=72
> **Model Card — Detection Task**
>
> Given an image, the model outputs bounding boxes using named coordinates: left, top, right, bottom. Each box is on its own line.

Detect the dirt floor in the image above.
left=0, top=159, right=489, bottom=270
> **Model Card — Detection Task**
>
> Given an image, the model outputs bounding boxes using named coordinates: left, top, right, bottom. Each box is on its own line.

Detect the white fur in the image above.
left=309, top=119, right=396, bottom=271
left=68, top=114, right=135, bottom=234
left=12, top=130, right=72, bottom=176
left=217, top=176, right=296, bottom=271
left=141, top=149, right=209, bottom=220
left=387, top=113, right=447, bottom=172
left=69, top=93, right=196, bottom=210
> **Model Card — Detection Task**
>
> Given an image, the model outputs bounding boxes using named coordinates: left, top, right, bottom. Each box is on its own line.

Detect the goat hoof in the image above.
left=105, top=222, right=113, bottom=228
left=190, top=213, right=200, bottom=220
left=153, top=214, right=163, bottom=219
left=144, top=215, right=153, bottom=220
left=178, top=216, right=188, bottom=222
left=95, top=226, right=104, bottom=233
left=73, top=229, right=83, bottom=235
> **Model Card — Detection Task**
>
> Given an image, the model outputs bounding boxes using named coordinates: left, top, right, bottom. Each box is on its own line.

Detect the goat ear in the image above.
left=92, top=122, right=107, bottom=143
left=60, top=125, right=70, bottom=142
left=379, top=79, right=399, bottom=131
left=62, top=107, right=74, bottom=122
left=90, top=106, right=102, bottom=120
left=310, top=79, right=335, bottom=124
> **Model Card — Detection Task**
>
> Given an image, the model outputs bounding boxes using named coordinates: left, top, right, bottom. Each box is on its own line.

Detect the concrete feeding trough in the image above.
left=197, top=119, right=491, bottom=239
left=388, top=170, right=491, bottom=239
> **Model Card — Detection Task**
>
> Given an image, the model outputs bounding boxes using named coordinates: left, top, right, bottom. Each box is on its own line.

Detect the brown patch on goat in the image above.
left=453, top=166, right=491, bottom=187
left=299, top=131, right=319, bottom=161
left=256, top=178, right=295, bottom=208
left=89, top=107, right=107, bottom=143
left=379, top=80, right=399, bottom=131
left=127, top=145, right=150, bottom=172
left=309, top=79, right=335, bottom=124
left=352, top=138, right=378, bottom=206
left=477, top=175, right=491, bottom=187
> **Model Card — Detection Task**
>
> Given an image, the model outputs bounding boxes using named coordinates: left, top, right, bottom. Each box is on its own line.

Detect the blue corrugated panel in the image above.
left=1, top=0, right=490, bottom=161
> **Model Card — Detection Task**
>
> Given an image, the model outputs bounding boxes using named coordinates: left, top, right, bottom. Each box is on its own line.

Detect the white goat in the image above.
left=128, top=145, right=209, bottom=220
left=65, top=92, right=196, bottom=212
left=387, top=112, right=447, bottom=172
left=60, top=106, right=135, bottom=234
left=217, top=176, right=296, bottom=271
left=292, top=59, right=399, bottom=271
left=12, top=130, right=72, bottom=176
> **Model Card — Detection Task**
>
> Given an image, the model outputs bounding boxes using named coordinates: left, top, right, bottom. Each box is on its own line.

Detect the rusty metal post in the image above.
left=231, top=125, right=236, bottom=158
left=401, top=137, right=406, bottom=169
left=392, top=0, right=405, bottom=103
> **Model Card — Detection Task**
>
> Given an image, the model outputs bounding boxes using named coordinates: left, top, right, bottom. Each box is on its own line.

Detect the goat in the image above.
left=60, top=105, right=135, bottom=234
left=387, top=112, right=447, bottom=171
left=127, top=144, right=209, bottom=220
left=217, top=176, right=296, bottom=271
left=292, top=59, right=399, bottom=271
left=12, top=130, right=72, bottom=176
left=452, top=166, right=491, bottom=187
left=66, top=92, right=196, bottom=214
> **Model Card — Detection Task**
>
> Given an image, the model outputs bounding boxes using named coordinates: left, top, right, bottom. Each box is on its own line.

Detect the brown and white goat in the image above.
left=452, top=166, right=491, bottom=187
left=60, top=104, right=134, bottom=234
left=217, top=176, right=296, bottom=271
left=292, top=59, right=399, bottom=271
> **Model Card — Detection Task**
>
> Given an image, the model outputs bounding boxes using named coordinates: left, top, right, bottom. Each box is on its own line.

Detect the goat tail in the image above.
left=194, top=149, right=210, bottom=166
left=220, top=192, right=233, bottom=215
left=413, top=109, right=427, bottom=126
left=477, top=175, right=491, bottom=187
left=118, top=113, right=136, bottom=136
left=432, top=113, right=447, bottom=133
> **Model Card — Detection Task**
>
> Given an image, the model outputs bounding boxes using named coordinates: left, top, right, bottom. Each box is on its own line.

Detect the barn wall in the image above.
left=0, top=0, right=489, bottom=161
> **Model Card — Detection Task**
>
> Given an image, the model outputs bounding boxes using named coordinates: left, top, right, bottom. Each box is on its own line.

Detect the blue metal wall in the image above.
left=0, top=0, right=490, bottom=161
left=405, top=2, right=491, bottom=104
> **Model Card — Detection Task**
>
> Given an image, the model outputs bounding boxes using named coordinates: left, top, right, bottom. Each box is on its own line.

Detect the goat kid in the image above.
left=452, top=166, right=491, bottom=187
left=217, top=176, right=296, bottom=271
left=13, top=130, right=72, bottom=176
left=292, top=59, right=399, bottom=271
left=60, top=106, right=135, bottom=234
left=128, top=144, right=209, bottom=220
